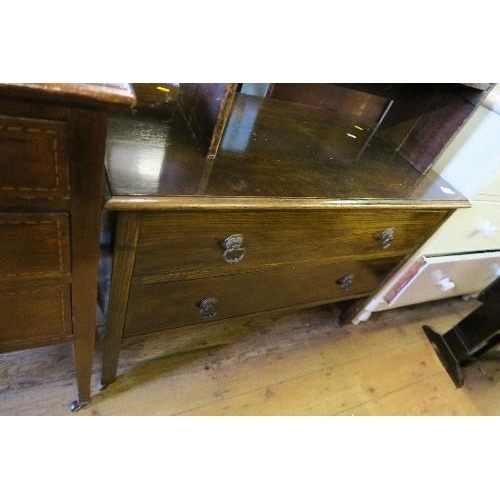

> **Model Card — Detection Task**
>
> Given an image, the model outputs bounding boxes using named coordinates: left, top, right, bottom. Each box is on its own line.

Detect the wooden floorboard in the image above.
left=1, top=297, right=499, bottom=416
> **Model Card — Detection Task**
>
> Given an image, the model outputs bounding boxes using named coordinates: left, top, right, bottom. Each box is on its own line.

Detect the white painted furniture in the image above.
left=353, top=84, right=500, bottom=323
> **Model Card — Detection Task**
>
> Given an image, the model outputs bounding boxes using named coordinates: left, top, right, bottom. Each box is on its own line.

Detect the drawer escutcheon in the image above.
left=199, top=297, right=219, bottom=319
left=336, top=274, right=354, bottom=291
left=378, top=227, right=395, bottom=250
left=222, top=233, right=246, bottom=264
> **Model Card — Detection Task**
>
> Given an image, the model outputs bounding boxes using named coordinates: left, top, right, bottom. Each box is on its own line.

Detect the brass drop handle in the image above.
left=222, top=233, right=246, bottom=264
left=199, top=297, right=218, bottom=320
left=336, top=274, right=354, bottom=291
left=378, top=227, right=395, bottom=250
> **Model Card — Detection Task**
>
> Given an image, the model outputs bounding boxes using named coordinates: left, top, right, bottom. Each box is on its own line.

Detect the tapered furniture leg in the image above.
left=101, top=212, right=140, bottom=388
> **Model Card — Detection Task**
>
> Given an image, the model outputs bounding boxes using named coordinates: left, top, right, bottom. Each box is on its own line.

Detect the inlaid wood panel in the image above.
left=0, top=213, right=71, bottom=282
left=0, top=284, right=72, bottom=350
left=0, top=114, right=70, bottom=199
left=131, top=209, right=448, bottom=283
left=124, top=256, right=399, bottom=336
left=0, top=84, right=134, bottom=408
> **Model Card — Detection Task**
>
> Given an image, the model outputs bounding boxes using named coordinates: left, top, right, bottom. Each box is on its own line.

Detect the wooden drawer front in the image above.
left=0, top=284, right=72, bottom=350
left=424, top=201, right=500, bottom=255
left=0, top=114, right=70, bottom=199
left=0, top=213, right=71, bottom=282
left=124, top=256, right=398, bottom=336
left=133, top=209, right=446, bottom=282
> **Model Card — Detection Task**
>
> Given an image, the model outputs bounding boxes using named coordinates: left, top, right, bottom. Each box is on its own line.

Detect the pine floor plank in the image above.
left=179, top=340, right=443, bottom=415
left=80, top=366, right=221, bottom=416
left=336, top=373, right=481, bottom=416
left=1, top=296, right=499, bottom=416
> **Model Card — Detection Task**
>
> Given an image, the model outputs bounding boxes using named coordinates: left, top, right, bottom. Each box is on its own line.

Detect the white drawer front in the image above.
left=423, top=201, right=500, bottom=254
left=375, top=251, right=500, bottom=310
left=353, top=250, right=500, bottom=323
left=478, top=167, right=500, bottom=199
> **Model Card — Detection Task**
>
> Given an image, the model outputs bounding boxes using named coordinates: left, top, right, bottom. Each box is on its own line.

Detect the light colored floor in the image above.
left=1, top=297, right=500, bottom=416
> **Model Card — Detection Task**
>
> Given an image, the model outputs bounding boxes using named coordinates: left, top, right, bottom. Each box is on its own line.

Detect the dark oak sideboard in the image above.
left=0, top=83, right=136, bottom=410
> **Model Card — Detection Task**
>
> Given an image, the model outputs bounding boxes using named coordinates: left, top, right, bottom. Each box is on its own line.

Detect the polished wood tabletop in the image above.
left=105, top=93, right=469, bottom=210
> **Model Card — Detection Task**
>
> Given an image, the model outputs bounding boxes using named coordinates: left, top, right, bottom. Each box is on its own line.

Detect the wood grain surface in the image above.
left=105, top=101, right=468, bottom=206
left=124, top=256, right=399, bottom=336
left=131, top=209, right=448, bottom=283
left=0, top=83, right=136, bottom=107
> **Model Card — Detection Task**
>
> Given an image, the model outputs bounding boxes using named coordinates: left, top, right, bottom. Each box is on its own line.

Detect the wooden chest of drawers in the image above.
left=101, top=203, right=454, bottom=385
left=128, top=208, right=446, bottom=327
left=0, top=84, right=135, bottom=410
left=101, top=124, right=471, bottom=386
left=100, top=85, right=479, bottom=387
left=112, top=206, right=447, bottom=318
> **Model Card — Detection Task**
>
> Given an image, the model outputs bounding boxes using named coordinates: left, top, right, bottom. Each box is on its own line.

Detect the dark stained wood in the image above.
left=207, top=83, right=238, bottom=159
left=0, top=198, right=70, bottom=212
left=177, top=83, right=237, bottom=158
left=378, top=85, right=477, bottom=174
left=105, top=103, right=468, bottom=206
left=67, top=107, right=107, bottom=405
left=398, top=91, right=474, bottom=173
left=131, top=83, right=178, bottom=115
left=0, top=213, right=71, bottom=284
left=124, top=256, right=399, bottom=337
left=0, top=84, right=132, bottom=408
left=101, top=212, right=140, bottom=387
left=376, top=86, right=431, bottom=159
left=131, top=209, right=449, bottom=283
left=100, top=83, right=487, bottom=390
left=105, top=196, right=470, bottom=211
left=0, top=97, right=73, bottom=213
left=0, top=83, right=136, bottom=108
left=268, top=84, right=492, bottom=175
left=0, top=114, right=70, bottom=199
left=268, top=83, right=391, bottom=127
left=173, top=83, right=489, bottom=172
left=0, top=284, right=72, bottom=351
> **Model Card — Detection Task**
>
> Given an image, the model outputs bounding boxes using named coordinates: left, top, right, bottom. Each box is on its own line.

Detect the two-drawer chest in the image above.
left=0, top=84, right=135, bottom=410
left=100, top=84, right=481, bottom=387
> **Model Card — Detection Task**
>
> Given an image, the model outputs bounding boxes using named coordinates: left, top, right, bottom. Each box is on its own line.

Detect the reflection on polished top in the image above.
left=105, top=93, right=469, bottom=209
